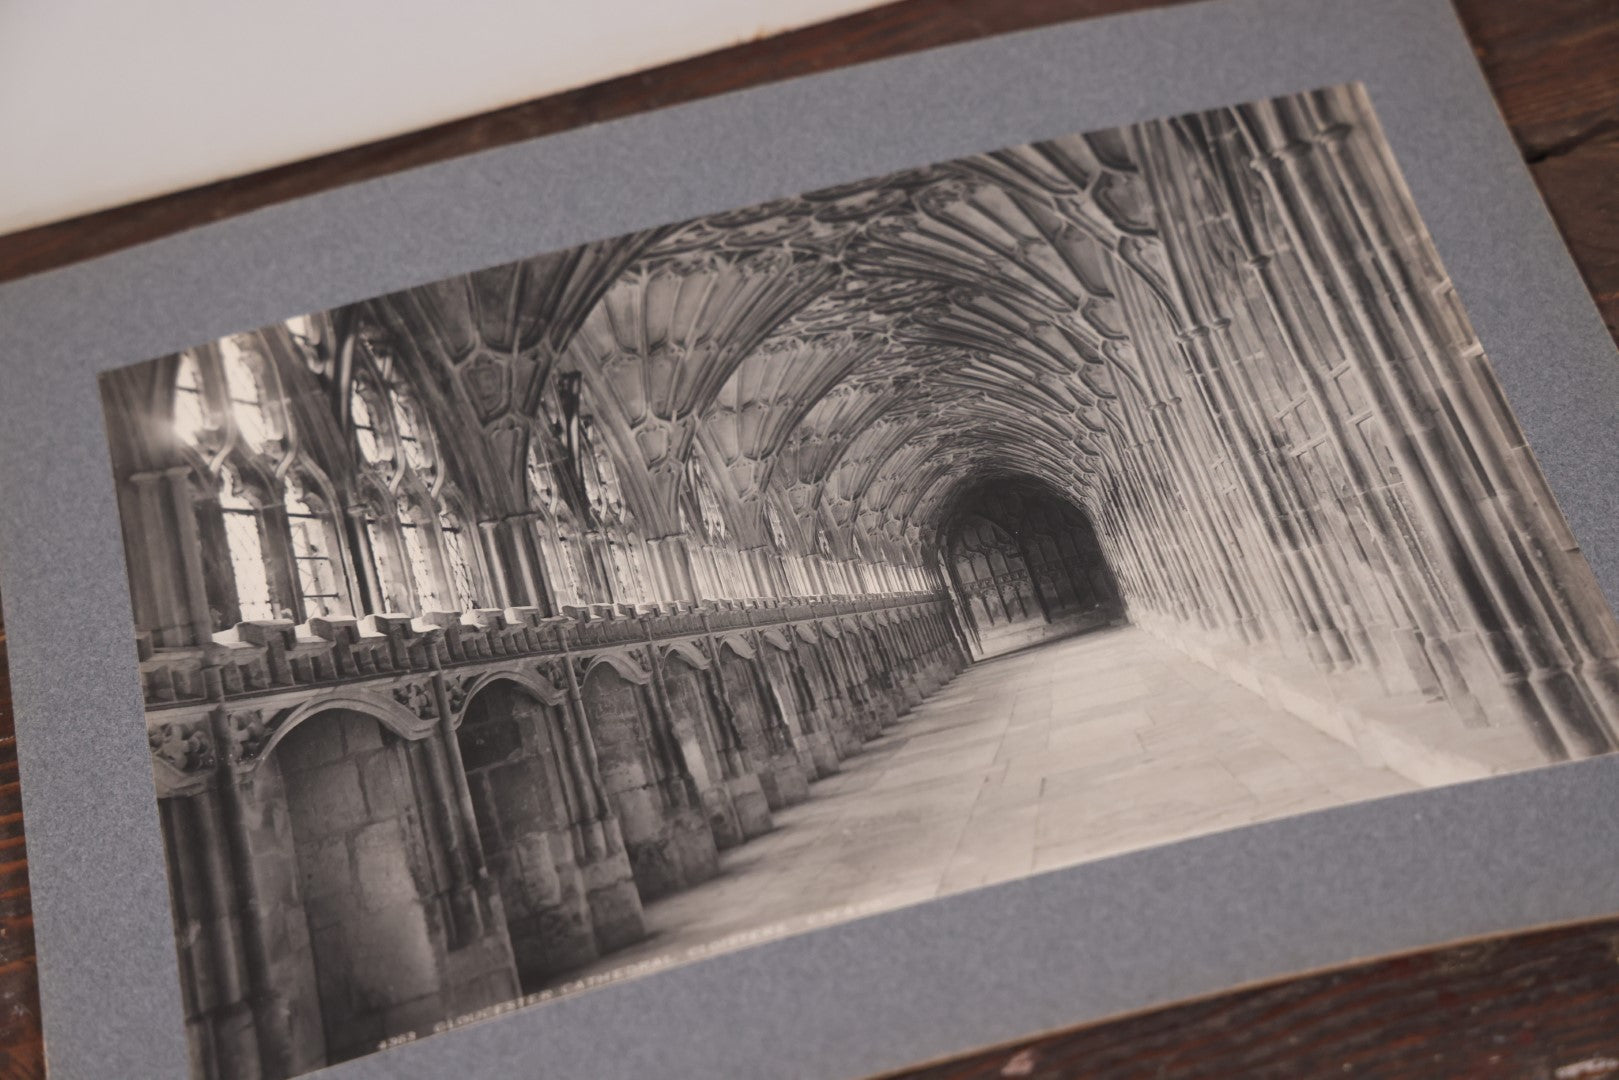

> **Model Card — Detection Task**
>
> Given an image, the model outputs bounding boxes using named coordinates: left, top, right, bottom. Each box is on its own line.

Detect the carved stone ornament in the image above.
left=229, top=708, right=279, bottom=765
left=446, top=673, right=478, bottom=715
left=392, top=680, right=439, bottom=721
left=149, top=720, right=216, bottom=774
left=463, top=350, right=511, bottom=421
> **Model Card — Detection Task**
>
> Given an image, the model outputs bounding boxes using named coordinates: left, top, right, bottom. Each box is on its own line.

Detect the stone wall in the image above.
left=153, top=598, right=968, bottom=1079
left=276, top=711, right=514, bottom=1062
left=459, top=683, right=616, bottom=989
left=943, top=480, right=1124, bottom=660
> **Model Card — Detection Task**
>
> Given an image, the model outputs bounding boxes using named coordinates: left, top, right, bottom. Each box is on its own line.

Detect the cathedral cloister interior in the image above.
left=100, top=83, right=1619, bottom=1079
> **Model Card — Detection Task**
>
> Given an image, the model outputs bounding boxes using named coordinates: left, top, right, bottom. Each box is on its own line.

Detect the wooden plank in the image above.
left=890, top=916, right=1619, bottom=1079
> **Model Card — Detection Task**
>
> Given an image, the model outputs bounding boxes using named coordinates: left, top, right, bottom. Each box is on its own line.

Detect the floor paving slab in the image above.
left=546, top=625, right=1417, bottom=991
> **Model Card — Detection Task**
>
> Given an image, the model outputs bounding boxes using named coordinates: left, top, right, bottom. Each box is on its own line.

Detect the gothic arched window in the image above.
left=396, top=495, right=443, bottom=612
left=766, top=502, right=789, bottom=551
left=767, top=500, right=815, bottom=598
left=220, top=336, right=281, bottom=454
left=525, top=433, right=585, bottom=610
left=356, top=487, right=408, bottom=614
left=172, top=353, right=208, bottom=445
left=576, top=414, right=650, bottom=606
left=350, top=379, right=385, bottom=466
left=218, top=468, right=275, bottom=623
left=696, top=470, right=729, bottom=543
left=686, top=457, right=743, bottom=601
left=815, top=522, right=853, bottom=595
left=389, top=386, right=433, bottom=475
left=343, top=334, right=486, bottom=615
left=171, top=338, right=318, bottom=629
left=439, top=506, right=480, bottom=612
left=580, top=416, right=621, bottom=526
left=284, top=478, right=344, bottom=619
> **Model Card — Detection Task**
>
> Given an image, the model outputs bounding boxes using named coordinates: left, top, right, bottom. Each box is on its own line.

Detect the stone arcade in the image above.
left=102, top=84, right=1619, bottom=1078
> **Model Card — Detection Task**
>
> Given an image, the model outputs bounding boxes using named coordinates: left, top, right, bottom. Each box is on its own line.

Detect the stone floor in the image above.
left=545, top=625, right=1415, bottom=991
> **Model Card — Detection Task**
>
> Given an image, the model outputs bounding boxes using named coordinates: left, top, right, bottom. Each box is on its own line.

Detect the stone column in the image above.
left=429, top=663, right=496, bottom=927
left=345, top=504, right=385, bottom=615
left=741, top=608, right=798, bottom=750
left=501, top=514, right=544, bottom=610
left=1236, top=97, right=1610, bottom=757
left=1304, top=85, right=1619, bottom=739
left=411, top=719, right=484, bottom=945
left=556, top=624, right=613, bottom=856
left=127, top=468, right=214, bottom=646
left=204, top=710, right=300, bottom=1078
left=1194, top=110, right=1481, bottom=710
left=697, top=611, right=751, bottom=759
left=638, top=619, right=709, bottom=806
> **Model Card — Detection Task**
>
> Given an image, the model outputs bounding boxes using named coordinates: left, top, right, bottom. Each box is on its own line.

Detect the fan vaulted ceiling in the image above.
left=359, top=127, right=1179, bottom=558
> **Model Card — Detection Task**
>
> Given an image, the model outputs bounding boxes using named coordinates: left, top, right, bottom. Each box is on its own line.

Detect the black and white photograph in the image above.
left=95, top=81, right=1619, bottom=1079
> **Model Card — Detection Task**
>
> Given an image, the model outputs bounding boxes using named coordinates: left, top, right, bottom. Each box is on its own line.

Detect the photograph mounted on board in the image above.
left=98, top=82, right=1619, bottom=1079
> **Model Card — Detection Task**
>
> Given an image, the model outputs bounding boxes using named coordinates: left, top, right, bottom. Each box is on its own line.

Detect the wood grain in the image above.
left=887, top=917, right=1619, bottom=1079
left=0, top=618, right=40, bottom=1080
left=0, top=0, right=1614, bottom=1077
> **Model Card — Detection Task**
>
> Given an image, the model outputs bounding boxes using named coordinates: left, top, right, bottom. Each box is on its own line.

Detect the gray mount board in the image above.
left=1, top=0, right=1617, bottom=1076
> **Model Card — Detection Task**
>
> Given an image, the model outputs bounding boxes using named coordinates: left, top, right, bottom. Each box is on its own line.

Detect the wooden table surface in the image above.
left=1, top=0, right=1616, bottom=1076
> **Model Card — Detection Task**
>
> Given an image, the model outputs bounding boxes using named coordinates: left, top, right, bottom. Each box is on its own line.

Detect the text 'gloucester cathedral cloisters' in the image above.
left=100, top=83, right=1619, bottom=1079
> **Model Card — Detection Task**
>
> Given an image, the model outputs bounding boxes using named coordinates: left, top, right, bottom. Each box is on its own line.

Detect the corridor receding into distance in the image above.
left=556, top=625, right=1413, bottom=987
left=100, top=81, right=1619, bottom=1079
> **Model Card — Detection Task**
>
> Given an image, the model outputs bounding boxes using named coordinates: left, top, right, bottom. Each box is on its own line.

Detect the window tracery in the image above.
left=577, top=414, right=651, bottom=606
left=397, top=496, right=442, bottom=612
left=765, top=500, right=815, bottom=596
left=163, top=324, right=489, bottom=629
left=171, top=341, right=309, bottom=628
left=685, top=457, right=745, bottom=601
left=385, top=371, right=434, bottom=475
left=172, top=354, right=208, bottom=446
left=350, top=380, right=385, bottom=466
left=219, top=470, right=275, bottom=623
left=344, top=335, right=484, bottom=615
left=219, top=336, right=281, bottom=455
left=357, top=489, right=408, bottom=614
left=284, top=478, right=344, bottom=619
left=765, top=502, right=789, bottom=551
left=697, top=468, right=729, bottom=543
left=526, top=433, right=586, bottom=610
left=439, top=506, right=481, bottom=612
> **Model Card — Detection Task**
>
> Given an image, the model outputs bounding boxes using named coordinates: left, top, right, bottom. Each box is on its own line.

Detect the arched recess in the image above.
left=252, top=688, right=439, bottom=771
left=658, top=639, right=711, bottom=672
left=790, top=632, right=861, bottom=758
left=266, top=707, right=516, bottom=1067
left=947, top=515, right=1044, bottom=638
left=658, top=648, right=766, bottom=847
left=582, top=652, right=653, bottom=687
left=579, top=660, right=718, bottom=899
left=937, top=477, right=1123, bottom=658
left=756, top=634, right=840, bottom=778
left=450, top=669, right=566, bottom=727
left=716, top=638, right=811, bottom=809
left=456, top=677, right=605, bottom=990
left=716, top=633, right=757, bottom=661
